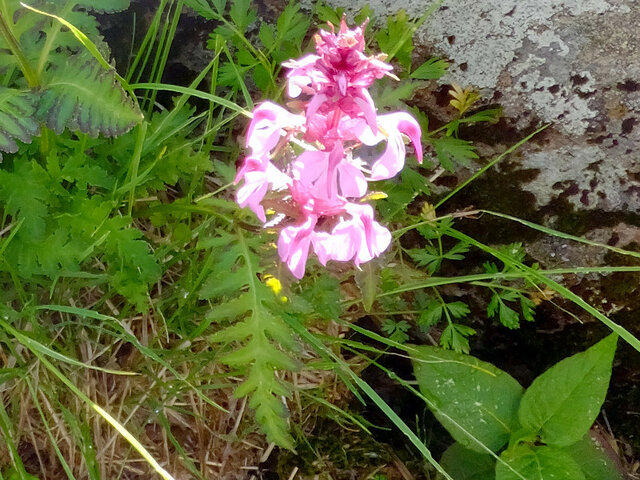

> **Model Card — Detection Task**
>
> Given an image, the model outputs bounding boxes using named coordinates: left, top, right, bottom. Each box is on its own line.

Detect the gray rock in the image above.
left=314, top=0, right=640, bottom=241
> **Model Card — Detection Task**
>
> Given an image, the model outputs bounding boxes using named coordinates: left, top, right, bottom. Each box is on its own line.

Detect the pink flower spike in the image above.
left=245, top=102, right=304, bottom=155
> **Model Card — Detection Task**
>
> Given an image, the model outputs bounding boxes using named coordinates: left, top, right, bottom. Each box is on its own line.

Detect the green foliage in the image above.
left=381, top=319, right=410, bottom=344
left=410, top=58, right=449, bottom=80
left=200, top=230, right=299, bottom=449
left=39, top=54, right=142, bottom=137
left=484, top=244, right=537, bottom=329
left=437, top=443, right=495, bottom=480
left=518, top=334, right=617, bottom=446
left=431, top=136, right=479, bottom=172
left=412, top=345, right=524, bottom=452
left=0, top=1, right=141, bottom=140
left=412, top=335, right=621, bottom=480
left=375, top=9, right=413, bottom=71
left=0, top=88, right=39, bottom=159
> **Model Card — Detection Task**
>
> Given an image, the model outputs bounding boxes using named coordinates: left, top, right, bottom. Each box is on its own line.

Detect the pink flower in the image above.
left=235, top=156, right=290, bottom=222
left=283, top=18, right=395, bottom=133
left=353, top=112, right=423, bottom=180
left=329, top=204, right=392, bottom=266
left=245, top=102, right=304, bottom=156
left=235, top=17, right=422, bottom=279
left=292, top=143, right=368, bottom=199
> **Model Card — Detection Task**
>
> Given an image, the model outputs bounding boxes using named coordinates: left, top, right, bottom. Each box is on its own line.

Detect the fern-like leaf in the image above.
left=202, top=230, right=298, bottom=449
left=0, top=88, right=40, bottom=159
left=38, top=54, right=142, bottom=137
left=76, top=0, right=130, bottom=12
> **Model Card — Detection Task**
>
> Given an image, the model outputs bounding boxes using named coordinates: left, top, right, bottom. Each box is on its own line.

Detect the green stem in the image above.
left=0, top=8, right=38, bottom=87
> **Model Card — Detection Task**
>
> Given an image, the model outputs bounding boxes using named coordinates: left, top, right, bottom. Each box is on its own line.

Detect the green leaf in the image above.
left=370, top=80, right=416, bottom=110
left=563, top=435, right=623, bottom=480
left=183, top=0, right=224, bottom=18
left=498, top=301, right=520, bottom=329
left=440, top=323, right=476, bottom=353
left=275, top=2, right=309, bottom=49
left=259, top=24, right=276, bottom=49
left=39, top=54, right=142, bottom=137
left=518, top=334, right=618, bottom=446
left=411, top=346, right=523, bottom=452
left=381, top=319, right=410, bottom=344
left=496, top=445, right=585, bottom=480
left=0, top=88, right=40, bottom=160
left=229, top=0, right=256, bottom=33
left=355, top=261, right=379, bottom=312
left=411, top=58, right=449, bottom=80
left=313, top=1, right=344, bottom=27
left=301, top=275, right=342, bottom=320
left=432, top=136, right=478, bottom=172
left=447, top=301, right=470, bottom=318
left=418, top=300, right=443, bottom=329
left=437, top=443, right=495, bottom=480
left=375, top=9, right=413, bottom=70
left=76, top=0, right=130, bottom=12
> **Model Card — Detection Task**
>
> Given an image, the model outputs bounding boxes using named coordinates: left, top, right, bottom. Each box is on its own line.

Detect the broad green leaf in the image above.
left=496, top=445, right=585, bottom=480
left=355, top=260, right=379, bottom=312
left=437, top=443, right=495, bottom=480
left=563, top=435, right=623, bottom=480
left=411, top=345, right=523, bottom=452
left=518, top=334, right=617, bottom=446
left=0, top=87, right=40, bottom=159
left=39, top=54, right=142, bottom=137
left=411, top=58, right=449, bottom=80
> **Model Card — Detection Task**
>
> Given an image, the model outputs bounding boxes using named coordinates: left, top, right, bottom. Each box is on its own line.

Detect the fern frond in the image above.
left=38, top=54, right=142, bottom=137
left=0, top=88, right=40, bottom=159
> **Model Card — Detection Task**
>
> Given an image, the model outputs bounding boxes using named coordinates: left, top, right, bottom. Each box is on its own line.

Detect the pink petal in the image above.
left=278, top=216, right=317, bottom=279
left=245, top=102, right=303, bottom=155
left=337, top=161, right=368, bottom=198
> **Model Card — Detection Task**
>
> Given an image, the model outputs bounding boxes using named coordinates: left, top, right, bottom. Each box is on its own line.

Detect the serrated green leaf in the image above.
left=259, top=24, right=276, bottom=49
left=447, top=301, right=470, bottom=319
left=496, top=445, right=585, bottom=480
left=370, top=80, right=416, bottom=110
left=39, top=55, right=142, bottom=137
left=432, top=136, right=478, bottom=172
left=229, top=0, right=256, bottom=33
left=437, top=443, right=495, bottom=480
left=0, top=87, right=40, bottom=159
left=518, top=334, right=617, bottom=446
left=411, top=58, right=449, bottom=80
left=183, top=0, right=220, bottom=18
left=418, top=301, right=443, bottom=329
left=440, top=323, right=475, bottom=353
left=499, top=302, right=520, bottom=329
left=375, top=9, right=413, bottom=70
left=411, top=345, right=523, bottom=453
left=76, top=0, right=130, bottom=12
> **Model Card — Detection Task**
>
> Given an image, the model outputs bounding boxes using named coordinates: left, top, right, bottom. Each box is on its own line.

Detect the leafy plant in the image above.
left=411, top=334, right=622, bottom=480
